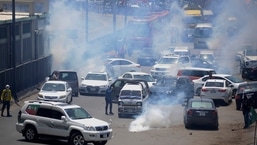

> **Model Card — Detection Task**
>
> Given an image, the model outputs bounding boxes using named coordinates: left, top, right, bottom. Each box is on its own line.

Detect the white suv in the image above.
left=150, top=54, right=191, bottom=78
left=16, top=100, right=113, bottom=145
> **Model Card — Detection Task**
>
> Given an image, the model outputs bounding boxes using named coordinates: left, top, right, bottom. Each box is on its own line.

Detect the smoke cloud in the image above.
left=129, top=0, right=257, bottom=132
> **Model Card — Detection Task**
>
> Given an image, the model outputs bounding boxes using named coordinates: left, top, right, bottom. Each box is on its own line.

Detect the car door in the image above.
left=36, top=107, right=55, bottom=135
left=66, top=83, right=72, bottom=102
left=48, top=108, right=70, bottom=137
left=110, top=80, right=127, bottom=101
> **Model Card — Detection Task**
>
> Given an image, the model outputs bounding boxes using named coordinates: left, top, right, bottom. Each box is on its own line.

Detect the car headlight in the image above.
left=99, top=85, right=106, bottom=88
left=118, top=101, right=124, bottom=106
left=136, top=102, right=142, bottom=106
left=38, top=94, right=43, bottom=99
left=59, top=95, right=66, bottom=99
left=84, top=125, right=95, bottom=131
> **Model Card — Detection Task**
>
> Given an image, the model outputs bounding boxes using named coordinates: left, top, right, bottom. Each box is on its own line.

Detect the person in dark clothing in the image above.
left=241, top=94, right=254, bottom=129
left=105, top=86, right=114, bottom=115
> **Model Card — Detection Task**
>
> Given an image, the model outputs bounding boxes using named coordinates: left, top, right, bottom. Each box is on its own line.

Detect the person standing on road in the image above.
left=1, top=84, right=13, bottom=117
left=105, top=86, right=114, bottom=115
left=241, top=94, right=253, bottom=129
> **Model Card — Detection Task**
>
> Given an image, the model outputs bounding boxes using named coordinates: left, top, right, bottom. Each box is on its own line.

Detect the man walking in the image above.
left=241, top=93, right=253, bottom=129
left=105, top=86, right=114, bottom=115
left=1, top=84, right=13, bottom=117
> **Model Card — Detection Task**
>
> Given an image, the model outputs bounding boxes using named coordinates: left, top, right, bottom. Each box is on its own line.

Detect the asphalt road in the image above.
left=0, top=88, right=249, bottom=145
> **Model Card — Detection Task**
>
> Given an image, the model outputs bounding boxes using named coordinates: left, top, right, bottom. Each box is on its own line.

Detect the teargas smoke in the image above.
left=129, top=0, right=257, bottom=132
left=46, top=0, right=106, bottom=76
left=129, top=92, right=184, bottom=132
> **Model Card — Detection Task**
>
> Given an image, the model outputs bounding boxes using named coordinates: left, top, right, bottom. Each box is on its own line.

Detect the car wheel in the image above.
left=68, top=96, right=73, bottom=104
left=196, top=88, right=201, bottom=96
left=93, top=141, right=107, bottom=145
left=24, top=125, right=38, bottom=142
left=241, top=69, right=247, bottom=79
left=118, top=113, right=123, bottom=118
left=185, top=123, right=190, bottom=129
left=70, top=132, right=86, bottom=145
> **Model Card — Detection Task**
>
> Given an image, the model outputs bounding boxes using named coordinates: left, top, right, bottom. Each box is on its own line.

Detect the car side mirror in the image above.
left=67, top=88, right=72, bottom=92
left=45, top=77, right=50, bottom=81
left=61, top=116, right=68, bottom=122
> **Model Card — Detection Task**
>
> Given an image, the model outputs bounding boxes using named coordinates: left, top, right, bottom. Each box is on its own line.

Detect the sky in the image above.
left=45, top=0, right=257, bottom=132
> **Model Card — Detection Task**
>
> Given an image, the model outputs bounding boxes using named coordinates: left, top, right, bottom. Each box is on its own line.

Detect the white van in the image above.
left=118, top=82, right=149, bottom=118
left=193, top=23, right=213, bottom=49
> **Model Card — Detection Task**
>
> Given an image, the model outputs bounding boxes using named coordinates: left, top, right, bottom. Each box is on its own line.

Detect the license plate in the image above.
left=199, top=112, right=206, bottom=116
left=210, top=89, right=216, bottom=93
left=102, top=134, right=107, bottom=138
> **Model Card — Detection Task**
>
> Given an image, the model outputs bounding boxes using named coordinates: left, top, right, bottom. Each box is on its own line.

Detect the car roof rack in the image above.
left=25, top=100, right=64, bottom=105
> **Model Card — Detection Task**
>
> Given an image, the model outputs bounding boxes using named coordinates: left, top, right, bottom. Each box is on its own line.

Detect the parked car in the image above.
left=79, top=71, right=112, bottom=95
left=37, top=81, right=72, bottom=103
left=199, top=50, right=216, bottom=64
left=119, top=72, right=156, bottom=89
left=105, top=58, right=141, bottom=79
left=118, top=82, right=150, bottom=118
left=235, top=81, right=257, bottom=110
left=16, top=100, right=113, bottom=145
left=109, top=78, right=150, bottom=102
left=191, top=57, right=230, bottom=74
left=173, top=46, right=190, bottom=56
left=177, top=67, right=216, bottom=80
left=47, top=70, right=79, bottom=96
left=150, top=54, right=191, bottom=78
left=193, top=74, right=246, bottom=96
left=183, top=97, right=219, bottom=129
left=136, top=49, right=159, bottom=66
left=151, top=75, right=194, bottom=102
left=200, top=79, right=233, bottom=105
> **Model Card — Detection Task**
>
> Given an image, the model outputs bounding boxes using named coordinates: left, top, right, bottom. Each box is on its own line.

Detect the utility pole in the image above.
left=12, top=0, right=17, bottom=100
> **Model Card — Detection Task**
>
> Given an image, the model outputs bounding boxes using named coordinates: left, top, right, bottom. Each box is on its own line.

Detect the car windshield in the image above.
left=191, top=101, right=214, bottom=109
left=199, top=54, right=214, bottom=61
left=42, top=83, right=65, bottom=91
left=194, top=27, right=212, bottom=38
left=65, top=107, right=92, bottom=119
left=134, top=75, right=155, bottom=82
left=205, top=82, right=224, bottom=87
left=120, top=90, right=141, bottom=99
left=174, top=51, right=189, bottom=56
left=158, top=57, right=178, bottom=64
left=85, top=74, right=107, bottom=81
left=246, top=49, right=257, bottom=56
left=156, top=77, right=177, bottom=86
left=225, top=76, right=244, bottom=83
left=238, top=83, right=257, bottom=94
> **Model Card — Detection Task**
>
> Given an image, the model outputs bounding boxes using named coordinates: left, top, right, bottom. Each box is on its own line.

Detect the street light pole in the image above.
left=85, top=0, right=88, bottom=42
left=12, top=0, right=17, bottom=100
left=112, top=0, right=116, bottom=31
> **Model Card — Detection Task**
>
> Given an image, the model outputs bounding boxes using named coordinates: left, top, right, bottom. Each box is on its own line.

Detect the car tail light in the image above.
left=201, top=88, right=209, bottom=92
left=177, top=70, right=182, bottom=76
left=187, top=110, right=193, bottom=115
left=211, top=110, right=218, bottom=116
left=218, top=89, right=226, bottom=92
